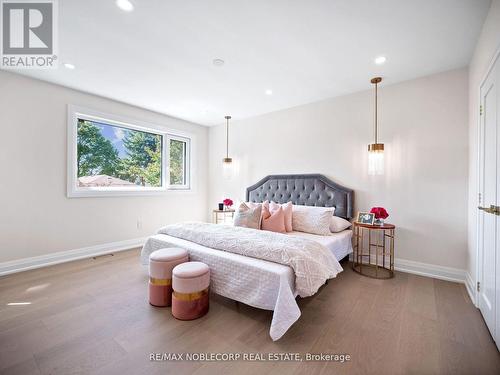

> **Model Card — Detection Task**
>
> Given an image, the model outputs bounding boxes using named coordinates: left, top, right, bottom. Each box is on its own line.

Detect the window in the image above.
left=77, top=119, right=163, bottom=188
left=68, top=106, right=191, bottom=197
left=168, top=136, right=190, bottom=188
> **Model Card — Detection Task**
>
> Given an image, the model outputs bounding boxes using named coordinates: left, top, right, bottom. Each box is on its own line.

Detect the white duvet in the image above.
left=157, top=222, right=343, bottom=297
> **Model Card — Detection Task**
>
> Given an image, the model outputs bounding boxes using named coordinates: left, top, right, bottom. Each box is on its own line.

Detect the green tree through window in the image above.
left=169, top=139, right=186, bottom=185
left=76, top=117, right=188, bottom=190
left=77, top=120, right=119, bottom=176
left=119, top=130, right=162, bottom=186
left=77, top=119, right=162, bottom=187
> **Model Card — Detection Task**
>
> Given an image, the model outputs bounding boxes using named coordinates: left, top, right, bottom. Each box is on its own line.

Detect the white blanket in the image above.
left=157, top=222, right=343, bottom=297
left=141, top=234, right=299, bottom=341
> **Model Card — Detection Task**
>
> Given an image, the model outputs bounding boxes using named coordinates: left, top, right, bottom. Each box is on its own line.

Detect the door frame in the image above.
left=476, top=45, right=500, bottom=309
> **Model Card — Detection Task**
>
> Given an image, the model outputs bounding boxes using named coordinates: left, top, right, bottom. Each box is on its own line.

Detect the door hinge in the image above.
left=477, top=281, right=480, bottom=292
left=480, top=105, right=483, bottom=116
left=478, top=192, right=482, bottom=205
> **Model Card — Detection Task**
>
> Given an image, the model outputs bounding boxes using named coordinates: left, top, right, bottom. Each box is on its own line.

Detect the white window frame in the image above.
left=167, top=134, right=191, bottom=190
left=67, top=105, right=192, bottom=198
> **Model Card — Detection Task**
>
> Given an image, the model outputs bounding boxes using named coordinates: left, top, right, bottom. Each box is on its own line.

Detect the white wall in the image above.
left=467, top=0, right=500, bottom=296
left=208, top=68, right=469, bottom=270
left=0, top=71, right=208, bottom=263
left=0, top=50, right=474, bottom=275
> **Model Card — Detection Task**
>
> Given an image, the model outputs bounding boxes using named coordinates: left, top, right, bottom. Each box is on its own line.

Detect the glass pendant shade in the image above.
left=368, top=144, right=384, bottom=175
left=222, top=159, right=233, bottom=179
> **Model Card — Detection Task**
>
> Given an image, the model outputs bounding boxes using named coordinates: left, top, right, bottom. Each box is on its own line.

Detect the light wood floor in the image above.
left=0, top=249, right=499, bottom=375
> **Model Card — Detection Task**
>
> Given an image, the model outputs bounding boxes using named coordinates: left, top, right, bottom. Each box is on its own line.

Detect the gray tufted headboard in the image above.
left=246, top=174, right=354, bottom=219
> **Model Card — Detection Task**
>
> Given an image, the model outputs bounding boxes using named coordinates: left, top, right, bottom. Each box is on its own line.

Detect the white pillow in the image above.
left=292, top=205, right=334, bottom=235
left=245, top=201, right=262, bottom=209
left=233, top=202, right=262, bottom=229
left=330, top=216, right=352, bottom=232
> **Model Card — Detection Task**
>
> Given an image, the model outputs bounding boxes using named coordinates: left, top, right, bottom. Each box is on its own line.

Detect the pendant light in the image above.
left=222, top=115, right=233, bottom=179
left=368, top=77, right=384, bottom=175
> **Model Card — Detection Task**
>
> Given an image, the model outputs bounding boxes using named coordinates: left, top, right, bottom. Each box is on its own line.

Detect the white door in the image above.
left=478, top=52, right=500, bottom=350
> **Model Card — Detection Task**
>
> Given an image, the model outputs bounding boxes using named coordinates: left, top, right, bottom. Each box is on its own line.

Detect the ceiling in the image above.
left=12, top=0, right=491, bottom=126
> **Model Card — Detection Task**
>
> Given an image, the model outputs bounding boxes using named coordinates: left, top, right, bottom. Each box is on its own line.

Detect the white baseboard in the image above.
left=394, top=258, right=466, bottom=283
left=465, top=272, right=477, bottom=306
left=349, top=254, right=467, bottom=283
left=2, top=241, right=473, bottom=303
left=0, top=237, right=147, bottom=276
left=396, top=259, right=478, bottom=305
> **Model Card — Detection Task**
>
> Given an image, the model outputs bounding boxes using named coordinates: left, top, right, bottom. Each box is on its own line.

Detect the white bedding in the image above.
left=140, top=228, right=353, bottom=341
left=157, top=222, right=342, bottom=297
left=287, top=230, right=353, bottom=261
left=142, top=234, right=298, bottom=341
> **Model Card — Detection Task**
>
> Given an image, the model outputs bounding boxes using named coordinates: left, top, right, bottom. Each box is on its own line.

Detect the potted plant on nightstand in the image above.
left=223, top=198, right=233, bottom=211
left=370, top=207, right=389, bottom=225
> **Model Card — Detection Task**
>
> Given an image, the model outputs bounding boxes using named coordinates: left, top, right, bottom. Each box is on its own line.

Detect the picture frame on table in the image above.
left=356, top=212, right=375, bottom=225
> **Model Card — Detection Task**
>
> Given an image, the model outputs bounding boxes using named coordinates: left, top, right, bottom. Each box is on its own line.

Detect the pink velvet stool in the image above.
left=172, top=261, right=210, bottom=320
left=149, top=248, right=189, bottom=307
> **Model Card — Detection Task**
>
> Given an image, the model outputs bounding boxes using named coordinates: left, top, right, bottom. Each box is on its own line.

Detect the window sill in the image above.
left=67, top=187, right=193, bottom=198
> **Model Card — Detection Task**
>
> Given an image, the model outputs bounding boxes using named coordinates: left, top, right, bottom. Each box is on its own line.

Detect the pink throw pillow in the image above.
left=270, top=201, right=293, bottom=232
left=261, top=204, right=286, bottom=233
left=261, top=200, right=269, bottom=223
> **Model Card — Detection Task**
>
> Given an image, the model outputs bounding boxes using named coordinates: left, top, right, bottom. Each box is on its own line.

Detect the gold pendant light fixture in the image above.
left=223, top=115, right=232, bottom=164
left=222, top=115, right=234, bottom=179
left=368, top=77, right=384, bottom=175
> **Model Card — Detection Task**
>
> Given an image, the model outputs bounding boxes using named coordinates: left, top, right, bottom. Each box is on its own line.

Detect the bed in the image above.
left=141, top=174, right=354, bottom=340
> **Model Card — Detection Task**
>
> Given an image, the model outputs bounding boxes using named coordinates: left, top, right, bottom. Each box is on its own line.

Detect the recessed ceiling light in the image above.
left=265, top=89, right=273, bottom=95
left=374, top=56, right=387, bottom=65
left=63, top=63, right=75, bottom=70
left=213, top=58, right=225, bottom=67
left=116, top=0, right=134, bottom=12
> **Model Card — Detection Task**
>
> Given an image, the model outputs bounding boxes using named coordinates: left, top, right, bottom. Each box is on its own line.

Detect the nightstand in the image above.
left=352, top=222, right=395, bottom=279
left=212, top=209, right=235, bottom=224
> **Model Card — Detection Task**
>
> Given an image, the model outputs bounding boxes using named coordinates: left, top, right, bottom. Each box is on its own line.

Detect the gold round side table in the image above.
left=352, top=222, right=395, bottom=279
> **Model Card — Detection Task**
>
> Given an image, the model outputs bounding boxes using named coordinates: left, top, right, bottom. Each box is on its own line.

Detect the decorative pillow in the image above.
left=292, top=205, right=334, bottom=235
left=270, top=201, right=293, bottom=232
left=330, top=216, right=352, bottom=232
left=245, top=201, right=280, bottom=229
left=245, top=201, right=262, bottom=209
left=260, top=200, right=269, bottom=222
left=261, top=204, right=286, bottom=233
left=233, top=202, right=262, bottom=230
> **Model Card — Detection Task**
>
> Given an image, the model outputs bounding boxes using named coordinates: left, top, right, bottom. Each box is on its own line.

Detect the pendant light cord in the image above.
left=374, top=81, right=378, bottom=144
left=226, top=117, right=229, bottom=158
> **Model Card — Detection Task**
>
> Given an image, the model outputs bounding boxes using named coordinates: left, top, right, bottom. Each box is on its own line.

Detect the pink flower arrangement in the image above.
left=370, top=207, right=389, bottom=220
left=223, top=198, right=233, bottom=208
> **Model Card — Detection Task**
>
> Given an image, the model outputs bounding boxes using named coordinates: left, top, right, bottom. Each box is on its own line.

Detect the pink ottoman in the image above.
left=149, top=248, right=189, bottom=307
left=172, top=262, right=210, bottom=320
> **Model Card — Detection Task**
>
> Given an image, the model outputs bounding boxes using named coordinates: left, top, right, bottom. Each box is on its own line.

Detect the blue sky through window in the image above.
left=93, top=121, right=129, bottom=158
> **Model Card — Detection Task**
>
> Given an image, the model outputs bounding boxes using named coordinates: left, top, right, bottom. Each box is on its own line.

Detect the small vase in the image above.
left=375, top=218, right=385, bottom=226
